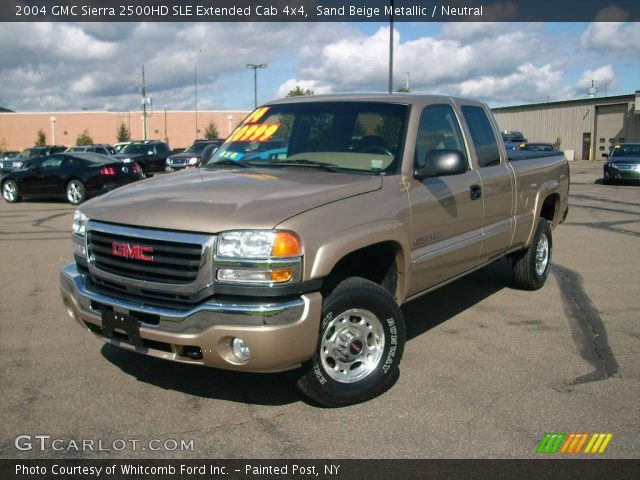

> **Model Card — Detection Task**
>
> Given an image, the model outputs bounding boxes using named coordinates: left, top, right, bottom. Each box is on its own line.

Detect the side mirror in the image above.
left=414, top=149, right=468, bottom=180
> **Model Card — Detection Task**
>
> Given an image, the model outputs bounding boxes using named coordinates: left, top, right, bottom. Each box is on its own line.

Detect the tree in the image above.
left=35, top=129, right=46, bottom=146
left=397, top=86, right=410, bottom=93
left=203, top=120, right=219, bottom=140
left=76, top=129, right=94, bottom=146
left=116, top=122, right=131, bottom=142
left=287, top=86, right=314, bottom=97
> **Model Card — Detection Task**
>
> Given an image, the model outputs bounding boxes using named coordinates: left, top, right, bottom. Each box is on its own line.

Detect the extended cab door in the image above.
left=406, top=103, right=483, bottom=297
left=459, top=104, right=515, bottom=262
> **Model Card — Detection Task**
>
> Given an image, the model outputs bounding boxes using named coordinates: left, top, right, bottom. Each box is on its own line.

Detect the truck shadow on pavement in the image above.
left=100, top=258, right=513, bottom=406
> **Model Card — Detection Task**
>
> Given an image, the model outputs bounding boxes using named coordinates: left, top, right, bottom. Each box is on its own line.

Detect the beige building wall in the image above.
left=0, top=110, right=250, bottom=152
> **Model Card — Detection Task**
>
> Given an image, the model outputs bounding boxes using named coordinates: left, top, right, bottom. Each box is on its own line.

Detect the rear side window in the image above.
left=462, top=106, right=501, bottom=167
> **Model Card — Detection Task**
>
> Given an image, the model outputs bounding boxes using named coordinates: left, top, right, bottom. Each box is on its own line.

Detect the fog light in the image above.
left=232, top=338, right=251, bottom=362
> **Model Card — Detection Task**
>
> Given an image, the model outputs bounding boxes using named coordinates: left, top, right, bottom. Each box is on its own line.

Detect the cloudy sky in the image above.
left=0, top=20, right=638, bottom=112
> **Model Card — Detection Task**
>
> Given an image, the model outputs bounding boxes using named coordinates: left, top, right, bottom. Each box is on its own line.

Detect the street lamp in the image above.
left=164, top=105, right=168, bottom=144
left=246, top=63, right=267, bottom=109
left=50, top=116, right=56, bottom=144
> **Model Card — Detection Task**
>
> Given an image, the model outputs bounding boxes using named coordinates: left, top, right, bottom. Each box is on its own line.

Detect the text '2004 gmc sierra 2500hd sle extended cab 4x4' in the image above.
left=60, top=94, right=569, bottom=406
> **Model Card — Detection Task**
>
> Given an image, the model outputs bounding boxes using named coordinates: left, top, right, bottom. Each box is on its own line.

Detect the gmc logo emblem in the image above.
left=111, top=242, right=154, bottom=262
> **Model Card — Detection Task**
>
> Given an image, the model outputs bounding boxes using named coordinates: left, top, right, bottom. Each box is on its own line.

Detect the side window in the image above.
left=461, top=106, right=501, bottom=167
left=40, top=156, right=64, bottom=169
left=415, top=104, right=467, bottom=169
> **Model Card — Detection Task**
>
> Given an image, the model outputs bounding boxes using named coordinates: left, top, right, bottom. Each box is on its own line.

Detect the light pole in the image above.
left=164, top=105, right=168, bottom=144
left=194, top=65, right=198, bottom=138
left=246, top=63, right=267, bottom=109
left=50, top=116, right=56, bottom=144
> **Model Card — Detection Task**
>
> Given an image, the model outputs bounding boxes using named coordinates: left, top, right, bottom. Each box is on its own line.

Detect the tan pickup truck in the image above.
left=60, top=94, right=569, bottom=406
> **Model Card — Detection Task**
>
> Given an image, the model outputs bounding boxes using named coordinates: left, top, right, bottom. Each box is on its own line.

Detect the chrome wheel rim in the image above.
left=320, top=308, right=385, bottom=383
left=3, top=182, right=16, bottom=201
left=535, top=233, right=549, bottom=276
left=67, top=181, right=83, bottom=203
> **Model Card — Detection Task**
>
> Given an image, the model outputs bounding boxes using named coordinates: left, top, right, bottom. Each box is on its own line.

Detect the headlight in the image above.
left=123, top=158, right=132, bottom=163
left=14, top=161, right=24, bottom=168
left=72, top=211, right=89, bottom=259
left=72, top=210, right=88, bottom=237
left=217, top=231, right=301, bottom=258
left=188, top=157, right=198, bottom=165
left=215, top=231, right=302, bottom=285
left=610, top=163, right=618, bottom=170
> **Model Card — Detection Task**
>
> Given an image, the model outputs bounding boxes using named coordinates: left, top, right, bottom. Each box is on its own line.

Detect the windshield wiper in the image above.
left=257, top=159, right=342, bottom=172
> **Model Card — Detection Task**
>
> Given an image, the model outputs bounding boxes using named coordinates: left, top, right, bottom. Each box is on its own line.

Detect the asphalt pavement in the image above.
left=0, top=161, right=638, bottom=459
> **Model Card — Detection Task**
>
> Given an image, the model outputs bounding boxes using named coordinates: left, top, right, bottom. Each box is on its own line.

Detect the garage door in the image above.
left=595, top=104, right=627, bottom=159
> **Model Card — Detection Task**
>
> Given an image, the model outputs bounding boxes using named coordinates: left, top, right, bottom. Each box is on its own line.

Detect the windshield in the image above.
left=185, top=142, right=210, bottom=154
left=610, top=144, right=640, bottom=158
left=206, top=101, right=408, bottom=174
left=120, top=144, right=147, bottom=155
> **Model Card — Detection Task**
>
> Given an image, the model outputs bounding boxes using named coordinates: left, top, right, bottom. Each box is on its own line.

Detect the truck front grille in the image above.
left=87, top=230, right=202, bottom=284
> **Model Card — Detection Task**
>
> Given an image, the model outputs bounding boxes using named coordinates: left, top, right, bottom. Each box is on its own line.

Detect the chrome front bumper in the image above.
left=60, top=263, right=322, bottom=372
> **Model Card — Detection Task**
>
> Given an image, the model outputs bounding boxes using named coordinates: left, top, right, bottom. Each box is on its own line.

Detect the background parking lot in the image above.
left=0, top=162, right=638, bottom=458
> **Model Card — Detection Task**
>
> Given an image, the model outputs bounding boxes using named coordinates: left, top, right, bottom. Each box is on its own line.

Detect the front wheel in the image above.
left=512, top=218, right=552, bottom=290
left=297, top=277, right=405, bottom=407
left=2, top=179, right=20, bottom=203
left=66, top=179, right=86, bottom=205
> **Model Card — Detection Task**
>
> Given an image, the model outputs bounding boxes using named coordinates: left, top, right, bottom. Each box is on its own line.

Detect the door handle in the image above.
left=470, top=185, right=482, bottom=200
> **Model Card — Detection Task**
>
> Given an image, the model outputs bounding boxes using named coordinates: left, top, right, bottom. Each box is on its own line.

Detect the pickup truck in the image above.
left=60, top=94, right=569, bottom=407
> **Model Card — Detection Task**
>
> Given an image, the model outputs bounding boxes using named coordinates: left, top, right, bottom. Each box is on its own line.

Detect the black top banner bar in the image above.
left=3, top=0, right=640, bottom=22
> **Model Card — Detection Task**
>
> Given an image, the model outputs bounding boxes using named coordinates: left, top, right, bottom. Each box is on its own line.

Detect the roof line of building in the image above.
left=492, top=93, right=637, bottom=111
left=0, top=110, right=250, bottom=115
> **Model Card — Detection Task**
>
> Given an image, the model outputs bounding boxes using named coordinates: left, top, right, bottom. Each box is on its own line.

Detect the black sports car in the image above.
left=1, top=152, right=143, bottom=205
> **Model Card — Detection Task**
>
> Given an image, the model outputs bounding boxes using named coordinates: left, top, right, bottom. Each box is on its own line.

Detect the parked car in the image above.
left=501, top=130, right=527, bottom=143
left=61, top=94, right=569, bottom=406
left=113, top=142, right=131, bottom=153
left=66, top=144, right=116, bottom=156
left=1, top=152, right=143, bottom=205
left=166, top=139, right=222, bottom=170
left=0, top=152, right=31, bottom=174
left=603, top=143, right=640, bottom=183
left=113, top=140, right=171, bottom=173
left=518, top=142, right=559, bottom=152
left=20, top=145, right=68, bottom=159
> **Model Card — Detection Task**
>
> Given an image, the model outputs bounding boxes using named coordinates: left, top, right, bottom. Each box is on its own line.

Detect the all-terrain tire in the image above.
left=512, top=218, right=552, bottom=290
left=297, top=277, right=405, bottom=407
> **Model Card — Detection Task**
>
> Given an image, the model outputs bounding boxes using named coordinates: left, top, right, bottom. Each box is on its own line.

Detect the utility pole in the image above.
left=141, top=65, right=148, bottom=140
left=388, top=0, right=394, bottom=94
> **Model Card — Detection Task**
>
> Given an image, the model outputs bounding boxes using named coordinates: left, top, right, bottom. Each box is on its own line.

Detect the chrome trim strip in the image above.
left=412, top=232, right=483, bottom=264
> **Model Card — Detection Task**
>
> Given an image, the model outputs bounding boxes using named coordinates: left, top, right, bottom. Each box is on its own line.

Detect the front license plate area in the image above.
left=102, top=310, right=143, bottom=349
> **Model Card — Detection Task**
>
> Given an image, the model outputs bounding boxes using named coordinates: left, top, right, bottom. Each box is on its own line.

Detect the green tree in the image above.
left=116, top=122, right=131, bottom=142
left=76, top=129, right=94, bottom=145
left=35, top=129, right=46, bottom=146
left=204, top=120, right=219, bottom=140
left=287, top=86, right=314, bottom=97
left=397, top=86, right=410, bottom=93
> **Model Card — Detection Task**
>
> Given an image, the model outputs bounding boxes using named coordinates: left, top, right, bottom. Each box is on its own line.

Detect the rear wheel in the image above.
left=512, top=218, right=552, bottom=290
left=2, top=180, right=20, bottom=203
left=66, top=179, right=86, bottom=205
left=297, top=277, right=405, bottom=407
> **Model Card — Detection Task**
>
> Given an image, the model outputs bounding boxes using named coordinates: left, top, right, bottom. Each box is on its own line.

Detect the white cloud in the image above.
left=577, top=65, right=617, bottom=90
left=581, top=22, right=640, bottom=57
left=274, top=79, right=333, bottom=98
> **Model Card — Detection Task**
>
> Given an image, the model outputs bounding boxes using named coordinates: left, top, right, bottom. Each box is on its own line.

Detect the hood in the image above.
left=81, top=167, right=382, bottom=232
left=609, top=156, right=640, bottom=164
left=168, top=152, right=200, bottom=160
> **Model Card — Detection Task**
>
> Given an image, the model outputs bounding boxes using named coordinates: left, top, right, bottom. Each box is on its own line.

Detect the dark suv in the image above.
left=113, top=140, right=171, bottom=173
left=1, top=145, right=67, bottom=173
left=166, top=139, right=222, bottom=170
